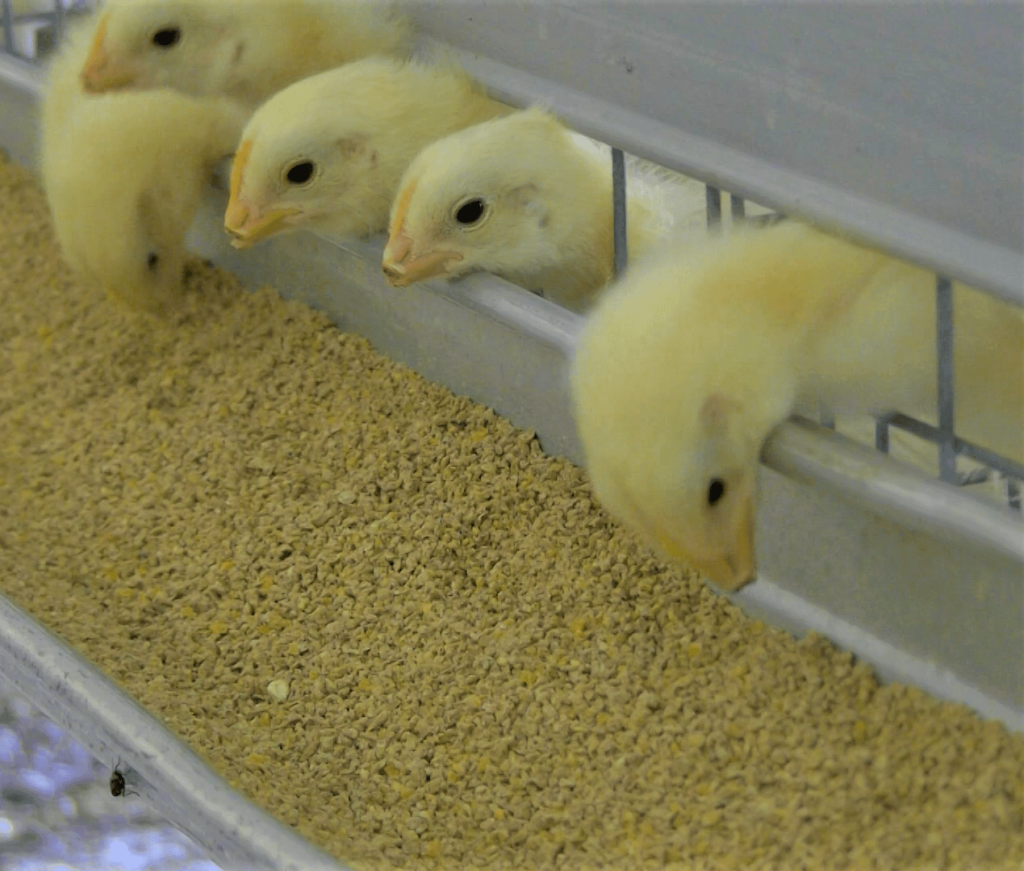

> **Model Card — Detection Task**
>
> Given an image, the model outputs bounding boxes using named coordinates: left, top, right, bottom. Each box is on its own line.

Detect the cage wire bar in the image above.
left=1, top=0, right=13, bottom=55
left=936, top=276, right=958, bottom=485
left=0, top=0, right=71, bottom=60
left=610, top=148, right=627, bottom=278
left=730, top=193, right=745, bottom=221
left=705, top=185, right=722, bottom=229
left=414, top=6, right=1024, bottom=306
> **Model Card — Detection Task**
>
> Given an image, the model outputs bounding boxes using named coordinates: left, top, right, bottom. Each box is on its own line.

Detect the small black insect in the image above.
left=110, top=759, right=138, bottom=798
left=110, top=767, right=126, bottom=796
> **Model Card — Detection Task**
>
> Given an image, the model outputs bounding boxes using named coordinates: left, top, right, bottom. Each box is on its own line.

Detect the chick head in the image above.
left=42, top=86, right=247, bottom=315
left=80, top=0, right=233, bottom=97
left=53, top=182, right=189, bottom=316
left=570, top=246, right=798, bottom=592
left=223, top=72, right=384, bottom=249
left=99, top=199, right=189, bottom=316
left=381, top=107, right=576, bottom=288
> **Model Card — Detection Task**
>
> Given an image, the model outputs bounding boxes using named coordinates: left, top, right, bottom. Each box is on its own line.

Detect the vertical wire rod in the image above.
left=874, top=415, right=891, bottom=453
left=706, top=185, right=722, bottom=230
left=936, top=274, right=958, bottom=484
left=611, top=147, right=628, bottom=279
left=1, top=0, right=15, bottom=55
left=730, top=193, right=745, bottom=221
left=1007, top=477, right=1021, bottom=512
left=54, top=0, right=66, bottom=47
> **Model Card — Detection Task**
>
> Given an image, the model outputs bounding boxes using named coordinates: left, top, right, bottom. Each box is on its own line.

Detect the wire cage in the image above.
left=0, top=3, right=1022, bottom=869
left=0, top=0, right=83, bottom=59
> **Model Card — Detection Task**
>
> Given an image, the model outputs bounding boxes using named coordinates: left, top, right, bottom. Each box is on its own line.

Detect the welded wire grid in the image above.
left=0, top=0, right=76, bottom=60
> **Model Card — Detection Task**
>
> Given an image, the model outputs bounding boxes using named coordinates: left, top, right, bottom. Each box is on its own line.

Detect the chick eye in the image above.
left=707, top=477, right=726, bottom=506
left=147, top=252, right=160, bottom=271
left=152, top=27, right=181, bottom=47
left=454, top=198, right=486, bottom=226
left=285, top=161, right=315, bottom=185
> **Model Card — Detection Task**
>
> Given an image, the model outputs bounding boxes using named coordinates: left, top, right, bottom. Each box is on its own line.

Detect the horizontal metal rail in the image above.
left=730, top=570, right=1024, bottom=735
left=762, top=418, right=1024, bottom=567
left=0, top=593, right=349, bottom=871
left=886, top=413, right=1024, bottom=482
left=421, top=38, right=1024, bottom=310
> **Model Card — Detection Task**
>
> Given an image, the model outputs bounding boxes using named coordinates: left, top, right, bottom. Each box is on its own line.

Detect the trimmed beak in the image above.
left=653, top=495, right=758, bottom=592
left=224, top=203, right=302, bottom=249
left=80, top=18, right=139, bottom=92
left=381, top=179, right=463, bottom=287
left=381, top=228, right=463, bottom=287
left=224, top=139, right=301, bottom=249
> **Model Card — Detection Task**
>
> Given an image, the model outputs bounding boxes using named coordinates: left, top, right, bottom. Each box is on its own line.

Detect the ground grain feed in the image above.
left=0, top=151, right=1022, bottom=870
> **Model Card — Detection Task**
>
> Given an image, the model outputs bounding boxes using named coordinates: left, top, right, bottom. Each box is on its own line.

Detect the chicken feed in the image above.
left=0, top=151, right=1022, bottom=871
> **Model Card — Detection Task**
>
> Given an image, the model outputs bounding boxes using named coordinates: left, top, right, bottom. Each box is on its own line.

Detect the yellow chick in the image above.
left=77, top=0, right=414, bottom=106
left=380, top=106, right=688, bottom=312
left=570, top=220, right=1023, bottom=592
left=41, top=20, right=249, bottom=313
left=222, top=55, right=508, bottom=249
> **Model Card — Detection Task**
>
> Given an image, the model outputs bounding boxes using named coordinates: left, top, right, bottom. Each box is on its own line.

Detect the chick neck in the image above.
left=494, top=139, right=619, bottom=312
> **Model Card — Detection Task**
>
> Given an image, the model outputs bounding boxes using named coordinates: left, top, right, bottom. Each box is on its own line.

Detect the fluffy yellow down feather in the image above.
left=77, top=0, right=414, bottom=107
left=41, top=19, right=249, bottom=313
left=570, top=219, right=1024, bottom=591
left=223, top=55, right=508, bottom=249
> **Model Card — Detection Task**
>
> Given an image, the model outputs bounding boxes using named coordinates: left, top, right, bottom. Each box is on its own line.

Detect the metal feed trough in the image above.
left=0, top=3, right=1021, bottom=869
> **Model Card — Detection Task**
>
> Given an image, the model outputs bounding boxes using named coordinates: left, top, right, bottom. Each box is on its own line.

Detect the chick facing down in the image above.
left=43, top=89, right=248, bottom=314
left=570, top=220, right=1024, bottom=591
left=222, top=55, right=507, bottom=249
left=381, top=106, right=680, bottom=313
left=41, top=20, right=250, bottom=313
left=77, top=0, right=414, bottom=106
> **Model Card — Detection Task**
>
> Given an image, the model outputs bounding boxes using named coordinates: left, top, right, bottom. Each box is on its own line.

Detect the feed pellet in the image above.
left=0, top=151, right=1022, bottom=870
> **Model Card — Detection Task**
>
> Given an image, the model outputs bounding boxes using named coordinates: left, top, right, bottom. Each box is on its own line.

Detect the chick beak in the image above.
left=80, top=18, right=138, bottom=92
left=223, top=139, right=301, bottom=249
left=224, top=201, right=302, bottom=249
left=381, top=228, right=463, bottom=287
left=721, top=494, right=758, bottom=591
left=652, top=495, right=758, bottom=592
